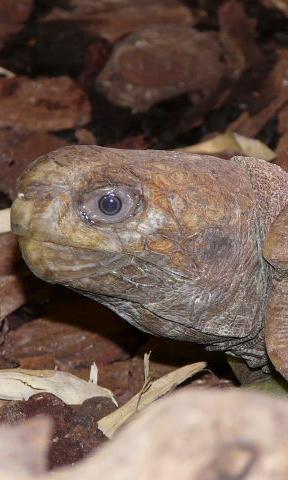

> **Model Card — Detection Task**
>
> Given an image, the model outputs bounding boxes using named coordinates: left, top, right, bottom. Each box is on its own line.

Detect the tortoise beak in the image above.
left=11, top=195, right=34, bottom=237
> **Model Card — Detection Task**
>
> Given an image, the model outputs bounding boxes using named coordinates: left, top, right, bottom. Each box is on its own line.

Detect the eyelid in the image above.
left=76, top=185, right=143, bottom=226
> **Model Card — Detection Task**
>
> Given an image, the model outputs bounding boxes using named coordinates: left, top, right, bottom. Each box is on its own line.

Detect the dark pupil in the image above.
left=98, top=194, right=122, bottom=216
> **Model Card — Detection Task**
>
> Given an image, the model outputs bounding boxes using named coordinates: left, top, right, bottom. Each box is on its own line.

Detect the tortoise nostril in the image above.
left=12, top=223, right=23, bottom=235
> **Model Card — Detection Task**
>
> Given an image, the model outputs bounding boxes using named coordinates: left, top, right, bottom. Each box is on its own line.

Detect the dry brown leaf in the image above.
left=0, top=128, right=69, bottom=198
left=219, top=0, right=263, bottom=77
left=0, top=364, right=117, bottom=405
left=0, top=274, right=27, bottom=321
left=178, top=132, right=276, bottom=161
left=41, top=0, right=195, bottom=43
left=0, top=233, right=20, bottom=276
left=98, top=360, right=206, bottom=438
left=0, top=76, right=92, bottom=131
left=227, top=51, right=288, bottom=137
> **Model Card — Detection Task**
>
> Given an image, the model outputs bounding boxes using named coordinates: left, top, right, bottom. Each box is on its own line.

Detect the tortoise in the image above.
left=10, top=146, right=288, bottom=379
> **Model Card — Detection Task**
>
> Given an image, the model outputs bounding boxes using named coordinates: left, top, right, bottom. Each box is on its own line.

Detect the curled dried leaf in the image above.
left=0, top=208, right=11, bottom=234
left=98, top=361, right=206, bottom=438
left=178, top=132, right=276, bottom=161
left=0, top=366, right=117, bottom=406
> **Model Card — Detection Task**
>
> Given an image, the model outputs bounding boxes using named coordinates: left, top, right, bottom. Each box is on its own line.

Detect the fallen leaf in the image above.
left=2, top=297, right=144, bottom=370
left=0, top=128, right=69, bottom=198
left=0, top=232, right=19, bottom=275
left=0, top=270, right=46, bottom=322
left=0, top=208, right=10, bottom=234
left=219, top=0, right=263, bottom=77
left=262, top=0, right=288, bottom=15
left=144, top=351, right=151, bottom=384
left=0, top=0, right=34, bottom=52
left=0, top=274, right=27, bottom=321
left=0, top=66, right=15, bottom=78
left=178, top=132, right=276, bottom=161
left=227, top=50, right=288, bottom=137
left=0, top=76, right=91, bottom=131
left=98, top=360, right=206, bottom=438
left=0, top=364, right=117, bottom=405
left=40, top=0, right=195, bottom=42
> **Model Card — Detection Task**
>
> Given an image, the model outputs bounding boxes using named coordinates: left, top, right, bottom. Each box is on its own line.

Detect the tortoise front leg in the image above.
left=227, top=354, right=288, bottom=395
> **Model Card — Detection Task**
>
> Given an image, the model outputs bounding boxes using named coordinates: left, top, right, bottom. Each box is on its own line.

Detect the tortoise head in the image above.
left=11, top=146, right=267, bottom=362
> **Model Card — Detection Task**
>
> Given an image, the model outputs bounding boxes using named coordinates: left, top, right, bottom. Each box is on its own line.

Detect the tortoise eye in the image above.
left=77, top=185, right=142, bottom=225
left=98, top=193, right=122, bottom=216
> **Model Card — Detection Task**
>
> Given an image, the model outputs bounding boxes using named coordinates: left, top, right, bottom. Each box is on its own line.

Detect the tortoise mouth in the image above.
left=17, top=236, right=124, bottom=283
left=17, top=236, right=165, bottom=293
left=17, top=236, right=188, bottom=309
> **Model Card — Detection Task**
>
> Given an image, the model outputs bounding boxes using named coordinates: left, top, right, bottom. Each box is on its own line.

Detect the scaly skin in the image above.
left=10, top=146, right=288, bottom=373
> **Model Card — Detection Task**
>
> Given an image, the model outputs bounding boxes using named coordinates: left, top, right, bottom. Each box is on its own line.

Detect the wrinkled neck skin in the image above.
left=229, top=157, right=288, bottom=367
left=11, top=147, right=288, bottom=369
left=234, top=156, right=288, bottom=236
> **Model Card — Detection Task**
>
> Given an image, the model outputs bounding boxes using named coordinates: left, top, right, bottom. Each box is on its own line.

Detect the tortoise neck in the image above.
left=232, top=156, right=288, bottom=234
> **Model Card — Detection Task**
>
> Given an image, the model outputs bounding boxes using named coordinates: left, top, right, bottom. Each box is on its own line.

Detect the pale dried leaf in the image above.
left=89, top=362, right=98, bottom=384
left=98, top=361, right=206, bottom=438
left=143, top=351, right=151, bottom=384
left=0, top=66, right=15, bottom=78
left=178, top=132, right=276, bottom=161
left=0, top=208, right=11, bottom=234
left=233, top=133, right=276, bottom=160
left=135, top=352, right=153, bottom=411
left=262, top=0, right=288, bottom=15
left=0, top=368, right=117, bottom=405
